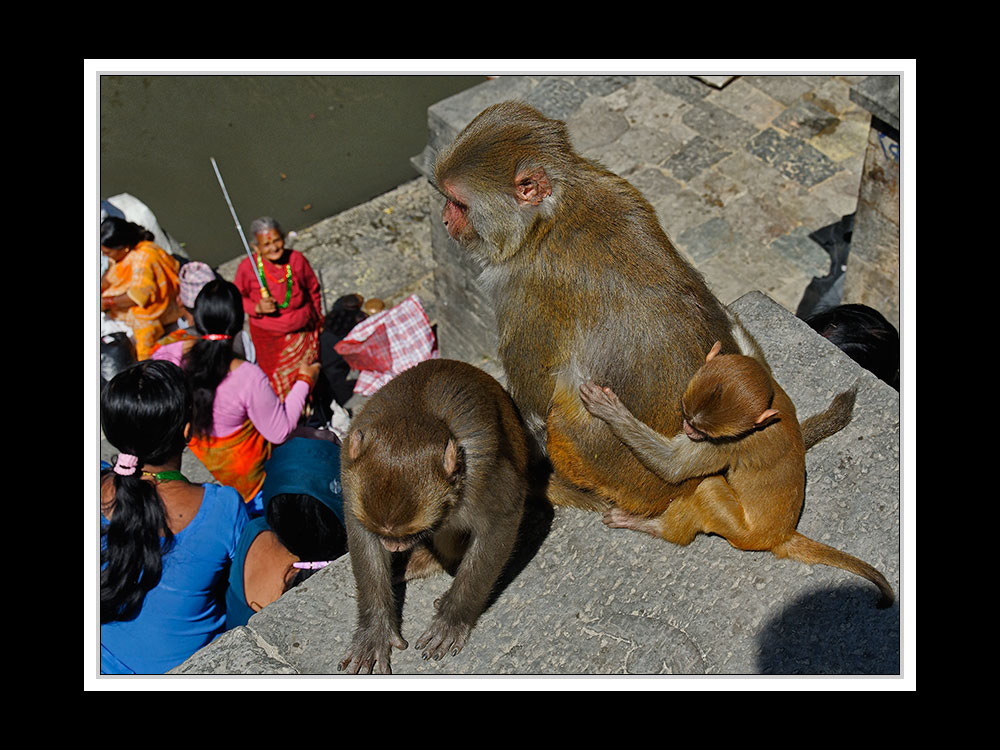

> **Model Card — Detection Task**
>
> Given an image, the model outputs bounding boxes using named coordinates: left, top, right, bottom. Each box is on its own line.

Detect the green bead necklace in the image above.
left=255, top=253, right=293, bottom=309
left=142, top=470, right=188, bottom=484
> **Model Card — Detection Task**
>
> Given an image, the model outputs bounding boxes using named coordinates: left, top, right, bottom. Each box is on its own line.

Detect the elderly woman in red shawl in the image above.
left=234, top=217, right=323, bottom=399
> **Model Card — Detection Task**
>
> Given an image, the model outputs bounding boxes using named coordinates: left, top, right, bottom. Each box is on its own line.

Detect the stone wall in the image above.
left=843, top=76, right=901, bottom=329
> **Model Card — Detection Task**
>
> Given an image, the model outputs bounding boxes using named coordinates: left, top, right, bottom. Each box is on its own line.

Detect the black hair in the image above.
left=266, top=493, right=347, bottom=563
left=323, top=294, right=367, bottom=339
left=100, top=216, right=155, bottom=250
left=101, top=360, right=192, bottom=624
left=183, top=279, right=245, bottom=438
left=805, top=304, right=900, bottom=390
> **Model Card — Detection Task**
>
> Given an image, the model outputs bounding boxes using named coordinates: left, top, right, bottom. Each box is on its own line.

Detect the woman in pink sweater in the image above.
left=153, top=280, right=319, bottom=510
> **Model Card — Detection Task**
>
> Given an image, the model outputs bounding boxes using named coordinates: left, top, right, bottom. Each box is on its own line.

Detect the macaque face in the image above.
left=376, top=528, right=433, bottom=553
left=440, top=182, right=481, bottom=247
left=681, top=355, right=775, bottom=441
left=344, top=428, right=457, bottom=553
left=682, top=417, right=709, bottom=441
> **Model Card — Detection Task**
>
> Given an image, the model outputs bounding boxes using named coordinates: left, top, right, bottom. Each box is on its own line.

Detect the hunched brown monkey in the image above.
left=338, top=358, right=530, bottom=674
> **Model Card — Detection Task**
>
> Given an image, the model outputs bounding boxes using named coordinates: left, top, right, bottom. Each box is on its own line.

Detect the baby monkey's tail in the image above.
left=772, top=531, right=894, bottom=608
left=800, top=387, right=857, bottom=451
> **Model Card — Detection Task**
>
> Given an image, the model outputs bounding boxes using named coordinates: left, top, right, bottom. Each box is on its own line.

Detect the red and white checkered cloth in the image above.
left=334, top=294, right=439, bottom=396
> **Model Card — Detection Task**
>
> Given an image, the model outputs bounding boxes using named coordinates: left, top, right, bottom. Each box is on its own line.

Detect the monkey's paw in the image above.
left=338, top=627, right=408, bottom=675
left=415, top=615, right=472, bottom=662
left=603, top=507, right=661, bottom=537
left=579, top=380, right=623, bottom=423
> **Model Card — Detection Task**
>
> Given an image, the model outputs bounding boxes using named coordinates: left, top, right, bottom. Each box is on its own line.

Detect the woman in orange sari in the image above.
left=234, top=217, right=323, bottom=399
left=152, top=279, right=319, bottom=513
left=100, top=217, right=182, bottom=361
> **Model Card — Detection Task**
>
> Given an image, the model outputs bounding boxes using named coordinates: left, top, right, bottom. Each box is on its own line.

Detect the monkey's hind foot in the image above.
left=602, top=506, right=662, bottom=538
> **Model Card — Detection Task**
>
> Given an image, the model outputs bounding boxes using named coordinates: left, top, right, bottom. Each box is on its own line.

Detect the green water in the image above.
left=99, top=74, right=481, bottom=266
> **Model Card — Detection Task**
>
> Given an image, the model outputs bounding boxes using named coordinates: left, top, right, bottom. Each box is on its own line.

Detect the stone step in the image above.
left=172, top=291, right=900, bottom=676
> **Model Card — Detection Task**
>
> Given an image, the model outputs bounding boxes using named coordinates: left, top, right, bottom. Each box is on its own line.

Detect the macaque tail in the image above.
left=800, top=387, right=856, bottom=451
left=772, top=531, right=894, bottom=608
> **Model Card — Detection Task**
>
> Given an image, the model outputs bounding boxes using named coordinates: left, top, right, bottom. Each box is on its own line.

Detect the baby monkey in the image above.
left=579, top=342, right=894, bottom=607
left=338, top=359, right=529, bottom=674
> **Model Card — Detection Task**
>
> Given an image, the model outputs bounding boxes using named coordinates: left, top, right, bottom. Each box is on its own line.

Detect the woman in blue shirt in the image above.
left=100, top=360, right=248, bottom=674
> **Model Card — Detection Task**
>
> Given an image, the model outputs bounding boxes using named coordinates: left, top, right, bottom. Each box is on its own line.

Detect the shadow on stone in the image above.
left=796, top=213, right=854, bottom=319
left=486, top=476, right=556, bottom=610
left=388, top=463, right=557, bottom=620
left=756, top=584, right=900, bottom=675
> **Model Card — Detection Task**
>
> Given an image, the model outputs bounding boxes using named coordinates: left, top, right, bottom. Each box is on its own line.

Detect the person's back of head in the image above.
left=805, top=304, right=900, bottom=390
left=261, top=436, right=347, bottom=567
left=266, top=492, right=347, bottom=563
left=100, top=216, right=154, bottom=251
left=323, top=293, right=367, bottom=339
left=185, top=279, right=245, bottom=438
left=101, top=360, right=192, bottom=623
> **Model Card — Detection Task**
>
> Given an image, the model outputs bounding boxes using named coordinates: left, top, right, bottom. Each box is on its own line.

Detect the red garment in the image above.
left=254, top=328, right=319, bottom=400
left=334, top=295, right=438, bottom=396
left=235, top=249, right=323, bottom=398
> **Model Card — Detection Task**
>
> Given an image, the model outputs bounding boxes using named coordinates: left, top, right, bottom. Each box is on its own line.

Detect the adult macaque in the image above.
left=579, top=342, right=894, bottom=607
left=434, top=100, right=742, bottom=514
left=338, top=359, right=529, bottom=674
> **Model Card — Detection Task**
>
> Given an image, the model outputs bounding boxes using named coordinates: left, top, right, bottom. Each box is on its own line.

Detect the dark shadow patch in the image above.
left=756, top=584, right=900, bottom=675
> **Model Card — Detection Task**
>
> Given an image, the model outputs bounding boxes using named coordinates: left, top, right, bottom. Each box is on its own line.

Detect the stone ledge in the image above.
left=173, top=291, right=900, bottom=677
left=850, top=76, right=900, bottom=132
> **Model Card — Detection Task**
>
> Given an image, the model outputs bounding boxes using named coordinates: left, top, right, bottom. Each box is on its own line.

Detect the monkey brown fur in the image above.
left=579, top=341, right=894, bottom=608
left=338, top=359, right=529, bottom=674
left=434, top=100, right=741, bottom=516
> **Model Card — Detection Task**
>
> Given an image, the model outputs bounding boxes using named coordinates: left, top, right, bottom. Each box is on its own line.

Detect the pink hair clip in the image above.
left=292, top=561, right=333, bottom=570
left=113, top=453, right=139, bottom=476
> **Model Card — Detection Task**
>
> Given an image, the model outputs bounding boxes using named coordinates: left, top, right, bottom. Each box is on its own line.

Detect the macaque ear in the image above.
left=443, top=438, right=464, bottom=480
left=706, top=341, right=723, bottom=362
left=348, top=429, right=365, bottom=461
left=755, top=408, right=779, bottom=426
left=513, top=167, right=552, bottom=206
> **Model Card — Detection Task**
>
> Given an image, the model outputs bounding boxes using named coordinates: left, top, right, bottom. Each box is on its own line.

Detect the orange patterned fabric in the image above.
left=151, top=327, right=197, bottom=355
left=187, top=419, right=272, bottom=503
left=102, top=241, right=181, bottom=360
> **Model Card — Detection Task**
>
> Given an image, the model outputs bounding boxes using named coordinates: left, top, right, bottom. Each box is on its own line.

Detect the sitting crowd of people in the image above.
left=99, top=212, right=389, bottom=675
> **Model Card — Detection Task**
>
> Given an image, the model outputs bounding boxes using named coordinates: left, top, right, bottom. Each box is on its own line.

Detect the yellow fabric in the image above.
left=102, top=241, right=181, bottom=360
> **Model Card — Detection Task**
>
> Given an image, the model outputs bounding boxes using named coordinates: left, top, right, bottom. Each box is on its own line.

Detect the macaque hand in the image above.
left=579, top=381, right=626, bottom=424
left=338, top=626, right=408, bottom=675
left=414, top=612, right=473, bottom=662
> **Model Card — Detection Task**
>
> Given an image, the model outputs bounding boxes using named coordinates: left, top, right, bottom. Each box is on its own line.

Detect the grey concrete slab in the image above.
left=173, top=292, right=901, bottom=678
left=850, top=76, right=901, bottom=131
